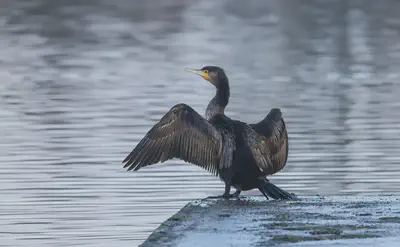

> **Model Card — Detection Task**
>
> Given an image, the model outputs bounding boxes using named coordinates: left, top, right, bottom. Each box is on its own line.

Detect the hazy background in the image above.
left=1, top=0, right=400, bottom=246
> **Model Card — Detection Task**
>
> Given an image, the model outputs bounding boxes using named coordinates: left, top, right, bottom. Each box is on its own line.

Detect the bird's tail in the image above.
left=257, top=180, right=297, bottom=200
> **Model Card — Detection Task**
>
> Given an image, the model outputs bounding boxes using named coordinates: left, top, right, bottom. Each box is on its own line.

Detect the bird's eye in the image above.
left=203, top=70, right=209, bottom=74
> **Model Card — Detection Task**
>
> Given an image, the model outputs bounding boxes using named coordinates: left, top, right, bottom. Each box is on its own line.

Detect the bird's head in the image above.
left=185, top=66, right=228, bottom=88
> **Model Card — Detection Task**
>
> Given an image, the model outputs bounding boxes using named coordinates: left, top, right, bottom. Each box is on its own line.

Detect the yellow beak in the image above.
left=184, top=68, right=209, bottom=80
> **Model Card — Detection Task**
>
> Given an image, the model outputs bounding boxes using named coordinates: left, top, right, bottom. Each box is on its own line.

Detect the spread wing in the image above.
left=122, top=103, right=223, bottom=176
left=248, top=108, right=289, bottom=175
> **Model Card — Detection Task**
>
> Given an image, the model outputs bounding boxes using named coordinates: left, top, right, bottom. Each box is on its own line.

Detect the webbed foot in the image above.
left=232, top=189, right=241, bottom=198
left=206, top=191, right=241, bottom=200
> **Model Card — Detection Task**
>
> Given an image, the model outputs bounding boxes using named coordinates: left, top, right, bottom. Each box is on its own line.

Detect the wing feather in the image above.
left=247, top=108, right=289, bottom=175
left=122, top=103, right=222, bottom=175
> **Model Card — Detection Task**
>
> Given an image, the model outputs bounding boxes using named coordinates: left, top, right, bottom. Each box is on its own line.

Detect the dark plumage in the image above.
left=122, top=66, right=296, bottom=200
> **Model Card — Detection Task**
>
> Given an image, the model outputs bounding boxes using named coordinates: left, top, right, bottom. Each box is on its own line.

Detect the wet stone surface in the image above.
left=140, top=196, right=400, bottom=247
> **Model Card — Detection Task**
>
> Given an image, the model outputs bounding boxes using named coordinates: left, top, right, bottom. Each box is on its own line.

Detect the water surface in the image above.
left=1, top=0, right=400, bottom=246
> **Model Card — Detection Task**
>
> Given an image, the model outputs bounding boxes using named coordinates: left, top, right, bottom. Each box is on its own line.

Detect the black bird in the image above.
left=122, top=66, right=296, bottom=200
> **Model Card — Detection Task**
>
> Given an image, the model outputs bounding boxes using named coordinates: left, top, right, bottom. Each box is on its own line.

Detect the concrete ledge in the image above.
left=140, top=196, right=400, bottom=247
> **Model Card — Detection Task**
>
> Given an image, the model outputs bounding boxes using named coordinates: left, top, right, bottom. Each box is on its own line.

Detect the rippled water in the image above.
left=1, top=0, right=400, bottom=246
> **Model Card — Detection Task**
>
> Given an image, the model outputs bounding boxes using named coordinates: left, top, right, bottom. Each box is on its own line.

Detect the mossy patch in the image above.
left=270, top=233, right=379, bottom=243
left=284, top=225, right=317, bottom=231
left=302, top=212, right=340, bottom=220
left=346, top=203, right=371, bottom=209
left=271, top=213, right=294, bottom=221
left=342, top=224, right=377, bottom=230
left=270, top=235, right=341, bottom=243
left=379, top=217, right=400, bottom=223
left=170, top=217, right=180, bottom=221
left=169, top=215, right=186, bottom=222
left=269, top=222, right=290, bottom=228
left=310, top=227, right=342, bottom=235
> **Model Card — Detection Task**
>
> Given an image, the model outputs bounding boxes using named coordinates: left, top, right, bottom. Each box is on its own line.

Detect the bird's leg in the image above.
left=222, top=182, right=232, bottom=199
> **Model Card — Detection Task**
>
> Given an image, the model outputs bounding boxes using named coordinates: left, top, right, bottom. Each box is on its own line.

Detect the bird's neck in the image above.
left=206, top=82, right=230, bottom=120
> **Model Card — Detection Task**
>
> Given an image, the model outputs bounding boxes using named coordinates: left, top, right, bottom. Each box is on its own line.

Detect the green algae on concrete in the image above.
left=379, top=217, right=400, bottom=223
left=140, top=196, right=400, bottom=247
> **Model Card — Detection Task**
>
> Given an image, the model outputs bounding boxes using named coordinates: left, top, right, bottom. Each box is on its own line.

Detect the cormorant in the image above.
left=122, top=66, right=296, bottom=200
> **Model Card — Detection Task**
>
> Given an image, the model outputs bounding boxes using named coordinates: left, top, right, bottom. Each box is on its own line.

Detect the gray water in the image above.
left=1, top=0, right=400, bottom=246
